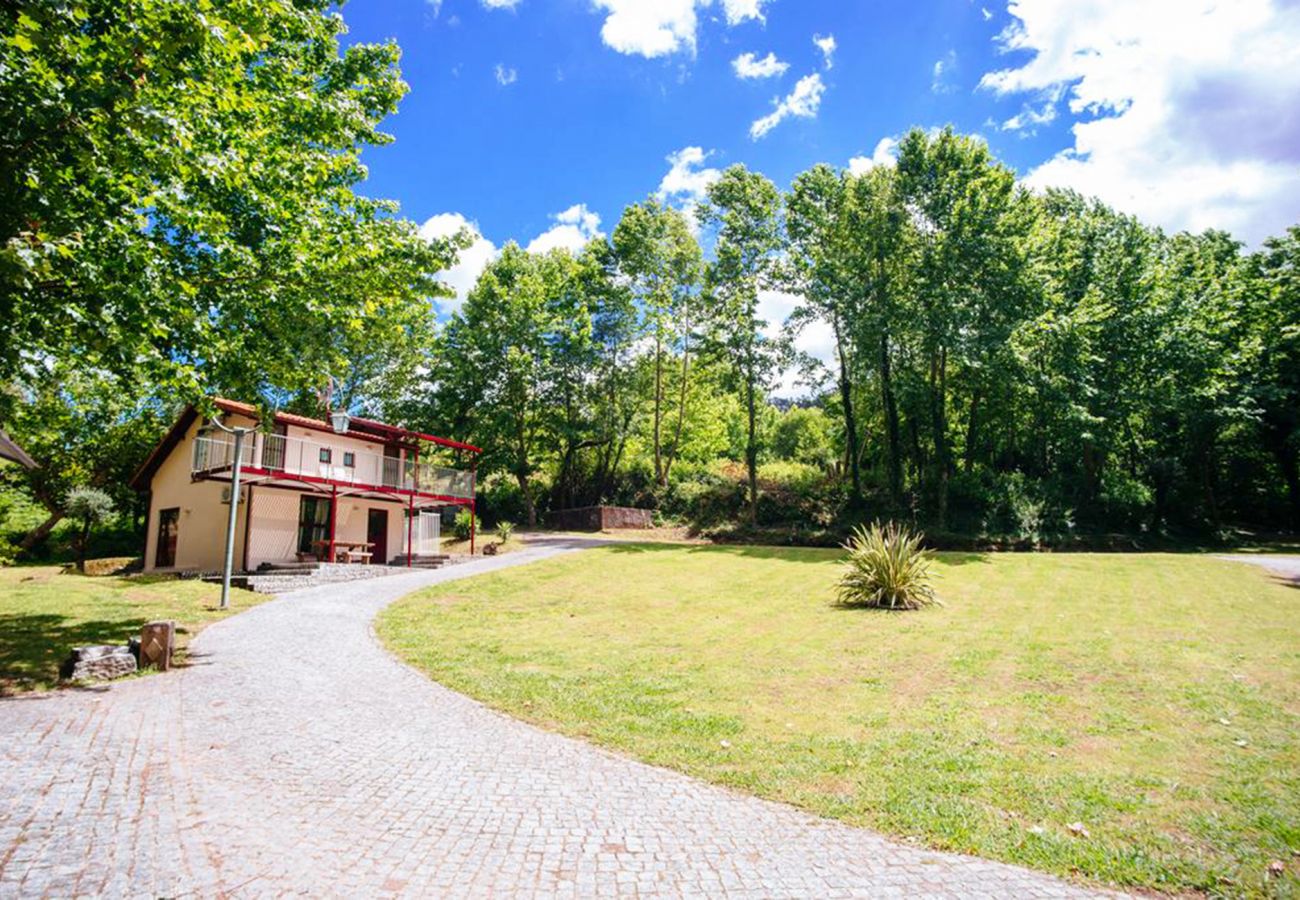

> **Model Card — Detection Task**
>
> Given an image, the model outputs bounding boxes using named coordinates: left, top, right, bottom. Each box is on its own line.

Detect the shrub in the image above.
left=772, top=407, right=834, bottom=466
left=495, top=520, right=515, bottom=543
left=836, top=521, right=940, bottom=610
left=65, top=487, right=114, bottom=572
left=452, top=508, right=478, bottom=541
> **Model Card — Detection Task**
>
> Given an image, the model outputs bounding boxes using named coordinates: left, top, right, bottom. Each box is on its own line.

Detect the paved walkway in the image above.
left=1216, top=554, right=1300, bottom=583
left=1, top=538, right=1107, bottom=898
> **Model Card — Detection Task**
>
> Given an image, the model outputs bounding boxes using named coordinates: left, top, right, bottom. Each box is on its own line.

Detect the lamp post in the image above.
left=210, top=416, right=254, bottom=610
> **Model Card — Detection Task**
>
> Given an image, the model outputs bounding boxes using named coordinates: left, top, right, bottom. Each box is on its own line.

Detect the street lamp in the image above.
left=329, top=409, right=351, bottom=434
left=209, top=416, right=254, bottom=610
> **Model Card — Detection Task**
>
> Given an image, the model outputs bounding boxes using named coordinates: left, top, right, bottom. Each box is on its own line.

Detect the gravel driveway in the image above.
left=1216, top=554, right=1300, bottom=583
left=1, top=537, right=1107, bottom=898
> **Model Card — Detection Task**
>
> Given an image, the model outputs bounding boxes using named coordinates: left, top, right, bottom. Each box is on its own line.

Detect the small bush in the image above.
left=452, top=508, right=478, bottom=541
left=495, top=520, right=515, bottom=543
left=836, top=521, right=940, bottom=610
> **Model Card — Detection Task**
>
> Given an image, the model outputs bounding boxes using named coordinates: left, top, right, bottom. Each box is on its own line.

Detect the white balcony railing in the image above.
left=192, top=433, right=474, bottom=500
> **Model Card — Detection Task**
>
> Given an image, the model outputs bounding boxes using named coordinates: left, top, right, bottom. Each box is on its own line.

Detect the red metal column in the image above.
left=407, top=493, right=414, bottom=568
left=469, top=457, right=477, bottom=555
left=327, top=485, right=338, bottom=563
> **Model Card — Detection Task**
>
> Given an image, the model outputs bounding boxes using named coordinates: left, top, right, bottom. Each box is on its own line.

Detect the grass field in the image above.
left=379, top=545, right=1300, bottom=895
left=0, top=565, right=264, bottom=694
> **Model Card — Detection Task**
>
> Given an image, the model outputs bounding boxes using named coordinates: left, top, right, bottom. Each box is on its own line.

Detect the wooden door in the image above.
left=367, top=509, right=388, bottom=564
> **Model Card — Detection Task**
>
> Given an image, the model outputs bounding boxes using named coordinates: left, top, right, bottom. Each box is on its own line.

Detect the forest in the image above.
left=2, top=3, right=1297, bottom=560
left=403, top=129, right=1300, bottom=544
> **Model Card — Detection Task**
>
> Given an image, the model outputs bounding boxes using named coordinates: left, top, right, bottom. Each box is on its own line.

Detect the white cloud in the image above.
left=589, top=0, right=773, bottom=58
left=932, top=50, right=957, bottom=93
left=1001, top=98, right=1057, bottom=133
left=494, top=64, right=517, bottom=86
left=526, top=204, right=604, bottom=254
left=656, top=146, right=723, bottom=234
left=419, top=213, right=499, bottom=308
left=721, top=0, right=770, bottom=25
left=980, top=0, right=1300, bottom=244
left=982, top=6, right=993, bottom=21
left=750, top=73, right=825, bottom=140
left=591, top=0, right=701, bottom=58
left=657, top=146, right=722, bottom=206
left=813, top=33, right=836, bottom=69
left=481, top=0, right=522, bottom=8
left=848, top=136, right=899, bottom=175
left=758, top=290, right=837, bottom=398
left=732, top=51, right=789, bottom=79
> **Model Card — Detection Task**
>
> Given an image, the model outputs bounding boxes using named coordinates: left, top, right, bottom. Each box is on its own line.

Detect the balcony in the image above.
left=192, top=432, right=474, bottom=501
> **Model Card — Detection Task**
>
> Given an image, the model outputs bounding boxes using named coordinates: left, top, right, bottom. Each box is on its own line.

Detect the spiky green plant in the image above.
left=495, top=520, right=515, bottom=543
left=836, top=521, right=939, bottom=610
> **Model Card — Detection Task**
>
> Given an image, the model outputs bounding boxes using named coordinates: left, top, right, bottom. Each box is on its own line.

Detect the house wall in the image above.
left=142, top=411, right=430, bottom=573
left=272, top=424, right=395, bottom=487
left=244, top=491, right=408, bottom=568
left=143, top=412, right=257, bottom=573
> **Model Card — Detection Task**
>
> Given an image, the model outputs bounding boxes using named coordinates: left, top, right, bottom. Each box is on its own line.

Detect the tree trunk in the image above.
left=964, top=387, right=982, bottom=474
left=653, top=334, right=664, bottom=485
left=1199, top=441, right=1220, bottom=528
left=834, top=319, right=862, bottom=508
left=77, top=519, right=89, bottom=572
left=514, top=408, right=536, bottom=527
left=20, top=512, right=63, bottom=552
left=1277, top=441, right=1300, bottom=529
left=746, top=353, right=758, bottom=527
left=516, top=471, right=536, bottom=528
left=930, top=347, right=949, bottom=529
left=880, top=330, right=903, bottom=506
left=663, top=334, right=692, bottom=486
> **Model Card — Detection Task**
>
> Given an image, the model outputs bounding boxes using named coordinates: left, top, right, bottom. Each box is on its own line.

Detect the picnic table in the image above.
left=312, top=540, right=374, bottom=564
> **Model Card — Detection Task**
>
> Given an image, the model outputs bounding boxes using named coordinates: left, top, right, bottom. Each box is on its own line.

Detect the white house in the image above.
left=130, top=399, right=479, bottom=573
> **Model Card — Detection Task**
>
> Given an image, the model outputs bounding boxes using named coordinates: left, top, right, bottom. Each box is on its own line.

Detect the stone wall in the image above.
left=550, top=506, right=653, bottom=531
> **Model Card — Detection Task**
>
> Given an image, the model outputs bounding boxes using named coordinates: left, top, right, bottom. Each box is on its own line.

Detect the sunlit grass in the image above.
left=379, top=545, right=1300, bottom=895
left=0, top=565, right=265, bottom=694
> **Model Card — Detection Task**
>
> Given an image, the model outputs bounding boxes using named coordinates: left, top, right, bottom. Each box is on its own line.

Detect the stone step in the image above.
left=212, top=562, right=418, bottom=595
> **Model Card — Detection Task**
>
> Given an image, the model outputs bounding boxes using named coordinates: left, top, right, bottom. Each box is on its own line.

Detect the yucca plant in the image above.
left=495, top=520, right=515, bottom=543
left=836, top=521, right=940, bottom=610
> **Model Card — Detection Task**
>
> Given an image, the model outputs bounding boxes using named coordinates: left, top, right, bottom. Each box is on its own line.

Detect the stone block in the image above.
left=139, top=621, right=175, bottom=671
left=60, top=645, right=137, bottom=682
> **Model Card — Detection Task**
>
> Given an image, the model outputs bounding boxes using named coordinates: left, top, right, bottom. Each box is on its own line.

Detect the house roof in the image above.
left=128, top=398, right=480, bottom=492
left=0, top=429, right=36, bottom=469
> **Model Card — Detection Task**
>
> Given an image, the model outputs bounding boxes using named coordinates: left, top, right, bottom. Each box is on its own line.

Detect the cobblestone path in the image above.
left=1, top=538, right=1111, bottom=897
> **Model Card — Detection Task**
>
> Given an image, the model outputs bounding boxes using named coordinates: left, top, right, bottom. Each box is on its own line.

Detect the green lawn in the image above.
left=379, top=545, right=1300, bottom=896
left=0, top=565, right=264, bottom=694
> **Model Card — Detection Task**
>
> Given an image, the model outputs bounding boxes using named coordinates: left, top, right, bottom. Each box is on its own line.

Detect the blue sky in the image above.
left=340, top=0, right=1300, bottom=392
left=344, top=0, right=1076, bottom=252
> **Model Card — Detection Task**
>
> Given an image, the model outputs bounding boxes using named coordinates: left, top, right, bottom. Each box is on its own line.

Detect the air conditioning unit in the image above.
left=220, top=486, right=247, bottom=505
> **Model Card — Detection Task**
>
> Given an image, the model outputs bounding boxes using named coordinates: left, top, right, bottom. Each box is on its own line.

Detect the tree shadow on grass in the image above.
left=600, top=541, right=992, bottom=568
left=601, top=541, right=841, bottom=564
left=0, top=612, right=147, bottom=696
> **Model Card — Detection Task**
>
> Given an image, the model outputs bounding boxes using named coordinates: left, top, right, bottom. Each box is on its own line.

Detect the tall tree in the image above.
left=7, top=365, right=168, bottom=551
left=894, top=128, right=1029, bottom=528
left=1245, top=227, right=1300, bottom=525
left=786, top=165, right=865, bottom=505
left=0, top=0, right=459, bottom=415
left=699, top=166, right=786, bottom=525
left=611, top=200, right=704, bottom=486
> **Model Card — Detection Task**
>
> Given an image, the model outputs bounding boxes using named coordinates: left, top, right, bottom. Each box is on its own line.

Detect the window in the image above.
left=155, top=508, right=179, bottom=568
left=343, top=452, right=355, bottom=468
left=319, top=448, right=332, bottom=464
left=297, top=496, right=331, bottom=556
